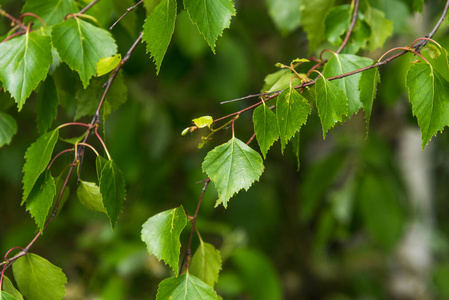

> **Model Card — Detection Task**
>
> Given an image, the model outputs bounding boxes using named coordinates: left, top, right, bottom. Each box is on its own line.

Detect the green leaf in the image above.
left=202, top=137, right=264, bottom=207
left=413, top=0, right=424, bottom=12
left=406, top=63, right=449, bottom=148
left=364, top=6, right=393, bottom=51
left=1, top=276, right=23, bottom=300
left=143, top=0, right=163, bottom=14
left=193, top=116, right=213, bottom=129
left=142, top=0, right=177, bottom=74
left=97, top=54, right=121, bottom=76
left=323, top=53, right=373, bottom=116
left=36, top=76, right=58, bottom=134
left=359, top=66, right=380, bottom=134
left=183, top=0, right=236, bottom=52
left=253, top=104, right=279, bottom=159
left=0, top=32, right=52, bottom=110
left=291, top=131, right=300, bottom=171
left=12, top=253, right=67, bottom=300
left=141, top=207, right=187, bottom=273
left=0, top=112, right=17, bottom=147
left=22, top=129, right=59, bottom=202
left=262, top=69, right=302, bottom=93
left=0, top=292, right=17, bottom=300
left=156, top=273, right=218, bottom=300
left=51, top=18, right=118, bottom=88
left=99, top=160, right=126, bottom=229
left=77, top=180, right=107, bottom=213
left=26, top=169, right=56, bottom=231
left=302, top=0, right=335, bottom=53
left=22, top=0, right=77, bottom=27
left=325, top=5, right=350, bottom=45
left=276, top=86, right=311, bottom=153
left=190, top=241, right=222, bottom=287
left=266, top=0, right=302, bottom=34
left=96, top=155, right=108, bottom=181
left=316, top=76, right=348, bottom=138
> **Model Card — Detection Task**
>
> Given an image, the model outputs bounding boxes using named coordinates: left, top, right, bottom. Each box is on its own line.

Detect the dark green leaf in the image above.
left=276, top=86, right=311, bottom=153
left=315, top=76, right=348, bottom=138
left=413, top=0, right=424, bottom=12
left=302, top=0, right=335, bottom=53
left=0, top=32, right=52, bottom=109
left=253, top=104, right=279, bottom=159
left=266, top=0, right=302, bottom=34
left=113, top=0, right=138, bottom=35
left=26, top=169, right=56, bottom=231
left=156, top=273, right=218, bottom=300
left=51, top=18, right=117, bottom=88
left=12, top=253, right=67, bottom=300
left=1, top=276, right=23, bottom=300
left=96, top=155, right=108, bottom=181
left=36, top=76, right=58, bottom=134
left=99, top=160, right=126, bottom=229
left=143, top=0, right=163, bottom=14
left=22, top=129, right=59, bottom=202
left=364, top=6, right=393, bottom=51
left=183, top=0, right=236, bottom=52
left=142, top=0, right=177, bottom=74
left=325, top=5, right=350, bottom=45
left=202, top=137, right=264, bottom=207
left=141, top=207, right=187, bottom=273
left=359, top=66, right=379, bottom=134
left=190, top=241, right=222, bottom=287
left=0, top=112, right=17, bottom=147
left=77, top=180, right=107, bottom=213
left=22, top=0, right=77, bottom=27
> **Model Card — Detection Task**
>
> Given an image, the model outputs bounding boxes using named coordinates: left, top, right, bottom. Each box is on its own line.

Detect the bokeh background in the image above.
left=2, top=0, right=449, bottom=299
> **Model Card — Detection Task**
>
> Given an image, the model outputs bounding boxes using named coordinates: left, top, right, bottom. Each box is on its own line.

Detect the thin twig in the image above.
left=414, top=0, right=449, bottom=52
left=0, top=8, right=27, bottom=30
left=110, top=0, right=144, bottom=30
left=78, top=0, right=101, bottom=14
left=336, top=0, right=360, bottom=54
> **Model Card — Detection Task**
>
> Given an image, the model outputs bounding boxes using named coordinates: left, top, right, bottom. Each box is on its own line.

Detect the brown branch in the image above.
left=336, top=0, right=360, bottom=54
left=110, top=0, right=144, bottom=30
left=79, top=0, right=101, bottom=14
left=0, top=8, right=27, bottom=30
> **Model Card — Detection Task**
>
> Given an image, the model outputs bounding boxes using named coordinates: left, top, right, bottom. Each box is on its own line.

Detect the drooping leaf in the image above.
left=262, top=69, right=302, bottom=93
left=22, top=129, right=59, bottom=202
left=202, top=137, right=264, bottom=207
left=359, top=66, right=380, bottom=133
left=1, top=276, right=23, bottom=300
left=183, top=0, right=236, bottom=52
left=22, top=0, right=77, bottom=27
left=97, top=54, right=121, bottom=76
left=36, top=76, right=58, bottom=134
left=302, top=0, right=335, bottom=53
left=96, top=155, right=108, bottom=181
left=364, top=6, right=393, bottom=51
left=193, top=116, right=213, bottom=129
left=51, top=18, right=117, bottom=88
left=12, top=253, right=67, bottom=300
left=190, top=241, right=222, bottom=287
left=77, top=181, right=107, bottom=213
left=315, top=76, right=348, bottom=138
left=253, top=103, right=279, bottom=158
left=0, top=32, right=52, bottom=109
left=325, top=4, right=351, bottom=45
left=142, top=0, right=177, bottom=74
left=276, top=86, right=311, bottom=153
left=141, top=207, right=187, bottom=273
left=0, top=112, right=17, bottom=147
left=26, top=169, right=56, bottom=231
left=406, top=63, right=449, bottom=148
left=156, top=273, right=218, bottom=300
left=99, top=160, right=126, bottom=229
left=323, top=53, right=373, bottom=116
left=266, top=0, right=302, bottom=34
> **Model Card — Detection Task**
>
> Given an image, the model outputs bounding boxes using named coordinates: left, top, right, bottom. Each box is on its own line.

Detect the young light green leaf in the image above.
left=96, top=155, right=108, bottom=181
left=253, top=104, right=279, bottom=159
left=316, top=76, right=348, bottom=139
left=51, top=18, right=117, bottom=88
left=193, top=116, right=213, bottom=129
left=142, top=0, right=177, bottom=74
left=406, top=63, right=449, bottom=148
left=36, top=76, right=58, bottom=134
left=100, top=160, right=126, bottom=229
left=266, top=0, right=302, bottom=34
left=1, top=276, right=23, bottom=300
left=0, top=32, right=52, bottom=110
left=302, top=0, right=335, bottom=53
left=0, top=292, right=17, bottom=300
left=22, top=0, right=77, bottom=27
left=190, top=241, right=222, bottom=287
left=156, top=273, right=218, bottom=300
left=183, top=0, right=236, bottom=52
left=77, top=181, right=107, bottom=213
left=325, top=4, right=351, bottom=45
left=0, top=112, right=17, bottom=147
left=26, top=169, right=56, bottom=231
left=359, top=66, right=380, bottom=134
left=202, top=137, right=264, bottom=207
left=262, top=69, right=301, bottom=92
left=97, top=54, right=121, bottom=76
left=323, top=53, right=373, bottom=116
left=364, top=6, right=393, bottom=51
left=276, top=86, right=311, bottom=153
left=12, top=253, right=67, bottom=300
left=22, top=129, right=59, bottom=202
left=141, top=207, right=187, bottom=273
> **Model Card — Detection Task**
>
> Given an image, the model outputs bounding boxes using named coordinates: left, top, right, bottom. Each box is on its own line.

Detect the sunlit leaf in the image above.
left=193, top=116, right=213, bottom=129
left=262, top=69, right=301, bottom=92
left=97, top=54, right=121, bottom=76
left=156, top=273, right=218, bottom=300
